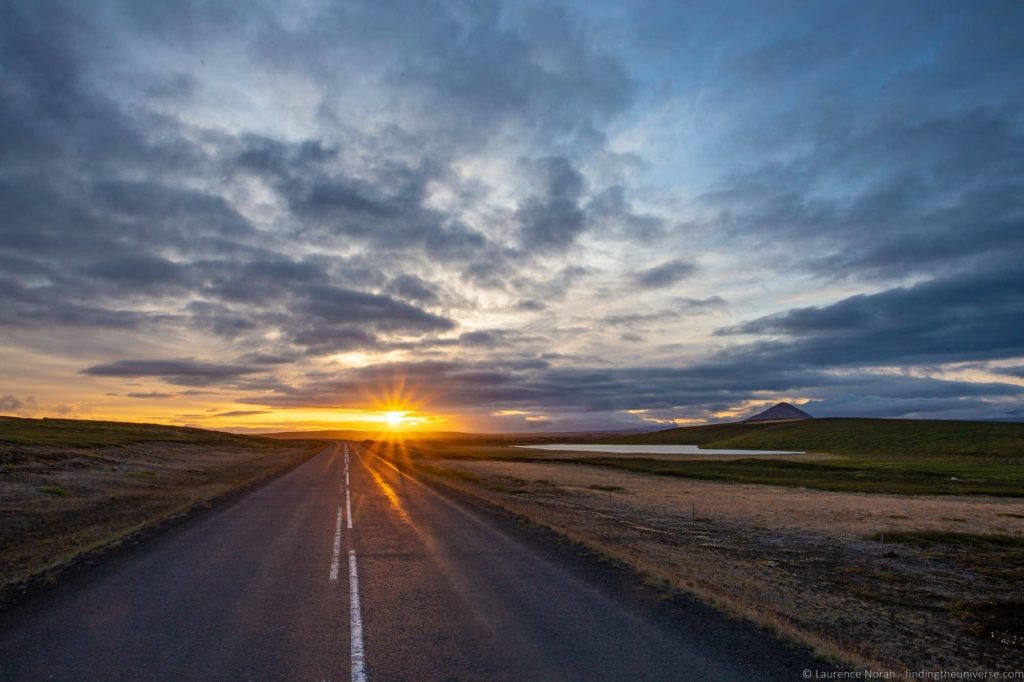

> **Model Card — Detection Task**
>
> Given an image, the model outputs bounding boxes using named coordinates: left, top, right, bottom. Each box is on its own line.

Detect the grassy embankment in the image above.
left=0, top=416, right=322, bottom=604
left=573, top=418, right=1024, bottom=496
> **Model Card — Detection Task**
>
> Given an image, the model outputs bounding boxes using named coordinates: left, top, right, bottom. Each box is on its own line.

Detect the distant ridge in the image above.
left=256, top=428, right=652, bottom=441
left=743, top=402, right=814, bottom=423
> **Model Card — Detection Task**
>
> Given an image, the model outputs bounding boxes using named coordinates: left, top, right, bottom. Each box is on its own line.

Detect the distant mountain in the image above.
left=743, top=402, right=814, bottom=423
left=257, top=429, right=387, bottom=440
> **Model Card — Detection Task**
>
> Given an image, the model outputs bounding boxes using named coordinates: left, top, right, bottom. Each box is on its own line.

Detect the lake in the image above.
left=513, top=444, right=804, bottom=456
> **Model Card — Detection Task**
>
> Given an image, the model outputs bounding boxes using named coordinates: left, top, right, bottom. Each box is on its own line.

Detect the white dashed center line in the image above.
left=349, top=549, right=367, bottom=682
left=346, top=488, right=353, bottom=529
left=328, top=442, right=367, bottom=678
left=329, top=506, right=343, bottom=580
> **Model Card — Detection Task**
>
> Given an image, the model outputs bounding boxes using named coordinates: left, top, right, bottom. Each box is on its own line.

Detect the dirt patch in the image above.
left=426, top=458, right=1024, bottom=673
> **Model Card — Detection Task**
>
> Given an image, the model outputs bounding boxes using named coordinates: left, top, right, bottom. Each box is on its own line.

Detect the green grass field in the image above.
left=516, top=418, right=1024, bottom=496
left=605, top=417, right=1024, bottom=457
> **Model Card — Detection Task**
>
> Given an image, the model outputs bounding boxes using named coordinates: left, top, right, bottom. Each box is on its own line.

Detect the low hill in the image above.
left=261, top=428, right=649, bottom=444
left=604, top=418, right=1024, bottom=458
left=260, top=428, right=399, bottom=441
left=0, top=415, right=286, bottom=448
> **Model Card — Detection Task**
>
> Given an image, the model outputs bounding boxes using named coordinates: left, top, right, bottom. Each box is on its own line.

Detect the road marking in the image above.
left=346, top=489, right=353, bottom=529
left=329, top=507, right=343, bottom=580
left=349, top=550, right=367, bottom=682
left=342, top=441, right=350, bottom=491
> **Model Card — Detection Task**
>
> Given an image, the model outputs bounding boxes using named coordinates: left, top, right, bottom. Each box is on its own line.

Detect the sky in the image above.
left=1, top=0, right=1023, bottom=433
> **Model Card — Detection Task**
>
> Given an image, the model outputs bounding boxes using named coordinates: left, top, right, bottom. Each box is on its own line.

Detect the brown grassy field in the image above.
left=0, top=417, right=322, bottom=605
left=411, top=455, right=1024, bottom=674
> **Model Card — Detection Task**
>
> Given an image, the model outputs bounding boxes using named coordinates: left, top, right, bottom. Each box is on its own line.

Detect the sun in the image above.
left=357, top=374, right=446, bottom=438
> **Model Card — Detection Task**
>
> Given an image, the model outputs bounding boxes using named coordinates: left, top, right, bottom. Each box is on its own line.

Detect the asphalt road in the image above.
left=0, top=442, right=821, bottom=681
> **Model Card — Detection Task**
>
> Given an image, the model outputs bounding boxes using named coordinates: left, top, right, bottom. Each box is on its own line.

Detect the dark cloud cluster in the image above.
left=602, top=296, right=724, bottom=327
left=630, top=259, right=697, bottom=289
left=385, top=275, right=442, bottom=305
left=587, top=186, right=665, bottom=242
left=718, top=260, right=1024, bottom=368
left=0, top=395, right=36, bottom=413
left=82, top=359, right=265, bottom=387
left=515, top=157, right=588, bottom=252
left=513, top=299, right=547, bottom=312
